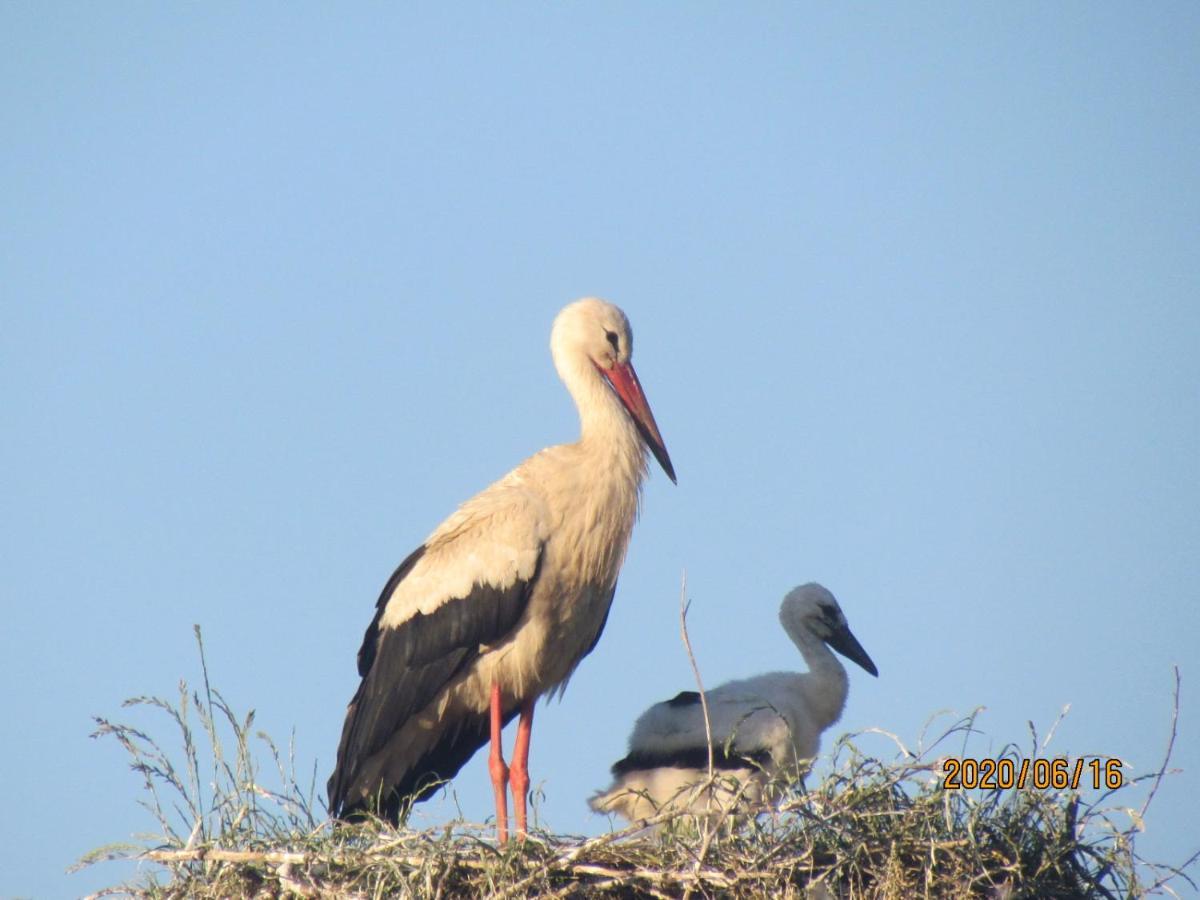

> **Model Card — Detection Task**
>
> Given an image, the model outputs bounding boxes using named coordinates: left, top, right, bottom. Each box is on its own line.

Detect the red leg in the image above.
left=509, top=699, right=535, bottom=839
left=487, top=681, right=510, bottom=844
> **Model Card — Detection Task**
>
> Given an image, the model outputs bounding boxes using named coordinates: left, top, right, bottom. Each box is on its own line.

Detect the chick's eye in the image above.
left=604, top=330, right=620, bottom=354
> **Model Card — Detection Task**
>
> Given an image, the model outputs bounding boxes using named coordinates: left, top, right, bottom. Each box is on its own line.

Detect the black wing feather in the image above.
left=328, top=543, right=544, bottom=819
left=357, top=545, right=426, bottom=676
left=612, top=745, right=773, bottom=777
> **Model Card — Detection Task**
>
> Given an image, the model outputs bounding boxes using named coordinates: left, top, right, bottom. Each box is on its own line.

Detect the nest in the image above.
left=80, top=628, right=1195, bottom=899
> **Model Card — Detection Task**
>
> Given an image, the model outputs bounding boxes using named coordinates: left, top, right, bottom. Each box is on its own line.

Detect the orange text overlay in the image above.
left=942, top=757, right=1124, bottom=791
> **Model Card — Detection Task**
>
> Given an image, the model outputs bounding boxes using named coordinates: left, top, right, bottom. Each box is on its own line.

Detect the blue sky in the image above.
left=3, top=5, right=1197, bottom=897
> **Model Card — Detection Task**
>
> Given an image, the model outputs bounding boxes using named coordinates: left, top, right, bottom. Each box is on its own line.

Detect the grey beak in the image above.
left=826, top=623, right=878, bottom=677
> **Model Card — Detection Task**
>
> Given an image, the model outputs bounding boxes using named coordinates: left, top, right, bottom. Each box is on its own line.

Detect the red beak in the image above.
left=600, top=361, right=676, bottom=483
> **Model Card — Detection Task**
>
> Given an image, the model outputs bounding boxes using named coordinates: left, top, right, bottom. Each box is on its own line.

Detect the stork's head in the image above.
left=780, top=583, right=878, bottom=677
left=551, top=298, right=676, bottom=483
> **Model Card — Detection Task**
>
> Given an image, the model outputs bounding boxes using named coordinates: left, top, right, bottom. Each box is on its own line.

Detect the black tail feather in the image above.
left=336, top=705, right=519, bottom=824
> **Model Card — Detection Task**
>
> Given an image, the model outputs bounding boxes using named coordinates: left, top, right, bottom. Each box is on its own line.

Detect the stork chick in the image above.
left=590, top=583, right=877, bottom=823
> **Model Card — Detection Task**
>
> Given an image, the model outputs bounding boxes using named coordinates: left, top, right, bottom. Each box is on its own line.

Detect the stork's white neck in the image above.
left=559, top=354, right=649, bottom=484
left=782, top=623, right=850, bottom=730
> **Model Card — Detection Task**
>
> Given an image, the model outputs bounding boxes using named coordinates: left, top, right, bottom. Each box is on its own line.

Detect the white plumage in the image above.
left=590, top=583, right=878, bottom=823
left=328, top=298, right=675, bottom=842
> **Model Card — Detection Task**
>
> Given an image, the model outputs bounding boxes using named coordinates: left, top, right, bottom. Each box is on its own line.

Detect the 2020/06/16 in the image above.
left=942, top=757, right=1124, bottom=791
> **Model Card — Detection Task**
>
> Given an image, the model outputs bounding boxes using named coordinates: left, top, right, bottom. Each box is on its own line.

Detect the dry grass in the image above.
left=80, top=627, right=1196, bottom=899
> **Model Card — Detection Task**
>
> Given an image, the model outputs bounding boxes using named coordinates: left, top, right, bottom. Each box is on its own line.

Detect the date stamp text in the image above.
left=942, top=757, right=1124, bottom=791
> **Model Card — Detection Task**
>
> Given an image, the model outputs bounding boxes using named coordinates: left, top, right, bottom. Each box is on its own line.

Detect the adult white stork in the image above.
left=327, top=298, right=675, bottom=842
left=589, top=583, right=877, bottom=823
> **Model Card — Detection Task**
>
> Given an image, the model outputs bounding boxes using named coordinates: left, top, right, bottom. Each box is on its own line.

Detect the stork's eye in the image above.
left=605, top=330, right=620, bottom=353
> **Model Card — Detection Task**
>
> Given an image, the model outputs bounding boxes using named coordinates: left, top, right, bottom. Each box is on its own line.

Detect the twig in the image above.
left=1041, top=703, right=1071, bottom=751
left=677, top=569, right=724, bottom=884
left=678, top=570, right=714, bottom=782
left=1138, top=666, right=1181, bottom=822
